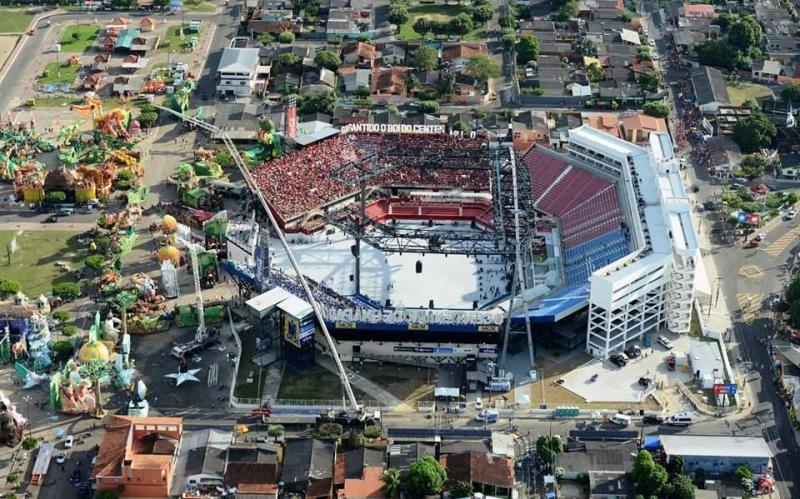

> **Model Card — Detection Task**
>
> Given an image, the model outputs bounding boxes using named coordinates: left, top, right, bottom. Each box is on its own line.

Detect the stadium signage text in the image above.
left=341, top=123, right=446, bottom=135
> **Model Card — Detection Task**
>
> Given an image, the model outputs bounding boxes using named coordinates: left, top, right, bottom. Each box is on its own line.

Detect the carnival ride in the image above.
left=242, top=118, right=283, bottom=165
left=0, top=115, right=52, bottom=180
left=171, top=78, right=195, bottom=115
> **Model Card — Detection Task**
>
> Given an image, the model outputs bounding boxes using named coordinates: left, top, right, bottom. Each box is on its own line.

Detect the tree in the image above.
left=535, top=435, right=564, bottom=465
left=53, top=311, right=70, bottom=322
left=733, top=113, right=777, bottom=152
left=663, top=474, right=696, bottom=499
left=448, top=13, right=474, bottom=35
left=382, top=468, right=401, bottom=498
left=45, top=191, right=66, bottom=203
left=79, top=358, right=109, bottom=418
left=139, top=111, right=158, bottom=128
left=437, top=72, right=456, bottom=95
left=53, top=282, right=81, bottom=300
left=734, top=464, right=753, bottom=482
left=346, top=430, right=364, bottom=448
left=498, top=14, right=517, bottom=28
left=587, top=62, right=606, bottom=82
left=21, top=436, right=38, bottom=451
left=517, top=35, right=540, bottom=65
left=728, top=16, right=761, bottom=52
left=450, top=481, right=474, bottom=498
left=465, top=53, right=501, bottom=87
left=62, top=325, right=77, bottom=337
left=639, top=70, right=660, bottom=92
left=453, top=121, right=471, bottom=133
left=715, top=12, right=735, bottom=33
left=665, top=455, right=684, bottom=476
left=276, top=52, right=301, bottom=69
left=693, top=468, right=706, bottom=488
left=0, top=279, right=21, bottom=297
left=267, top=424, right=284, bottom=438
left=695, top=39, right=738, bottom=70
left=643, top=100, right=670, bottom=118
left=631, top=450, right=668, bottom=497
left=472, top=4, right=494, bottom=23
left=314, top=50, right=341, bottom=71
left=363, top=425, right=381, bottom=438
left=299, top=91, right=335, bottom=114
left=50, top=340, right=74, bottom=361
left=419, top=100, right=440, bottom=113
left=413, top=17, right=432, bottom=36
left=501, top=32, right=516, bottom=48
left=742, top=99, right=760, bottom=111
left=407, top=456, right=447, bottom=496
left=388, top=5, right=409, bottom=25
left=787, top=192, right=799, bottom=205
left=553, top=0, right=578, bottom=21
left=278, top=31, right=295, bottom=43
left=737, top=153, right=767, bottom=177
left=412, top=45, right=438, bottom=71
left=83, top=255, right=106, bottom=273
left=620, top=11, right=632, bottom=22
left=782, top=83, right=800, bottom=104
left=257, top=32, right=274, bottom=45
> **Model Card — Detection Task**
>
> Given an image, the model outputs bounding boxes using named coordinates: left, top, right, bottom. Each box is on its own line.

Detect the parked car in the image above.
left=642, top=414, right=665, bottom=425
left=43, top=215, right=59, bottom=224
left=657, top=335, right=673, bottom=349
left=744, top=239, right=760, bottom=249
left=755, top=233, right=766, bottom=241
left=638, top=376, right=653, bottom=387
left=666, top=412, right=693, bottom=426
left=786, top=210, right=797, bottom=220
left=56, top=452, right=67, bottom=464
left=65, top=435, right=74, bottom=448
left=611, top=413, right=631, bottom=427
left=609, top=353, right=627, bottom=367
left=625, top=345, right=642, bottom=358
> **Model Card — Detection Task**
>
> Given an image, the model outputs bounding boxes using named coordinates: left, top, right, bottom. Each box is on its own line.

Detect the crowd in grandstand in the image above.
left=264, top=266, right=355, bottom=311
left=250, top=133, right=493, bottom=221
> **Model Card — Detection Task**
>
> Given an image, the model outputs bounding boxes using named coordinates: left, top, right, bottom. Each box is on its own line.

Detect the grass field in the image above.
left=278, top=364, right=374, bottom=402
left=38, top=62, right=80, bottom=85
left=353, top=364, right=437, bottom=404
left=0, top=230, right=83, bottom=296
left=234, top=328, right=268, bottom=399
left=398, top=4, right=486, bottom=41
left=159, top=24, right=201, bottom=51
left=184, top=0, right=216, bottom=12
left=727, top=82, right=774, bottom=106
left=60, top=24, right=101, bottom=53
left=0, top=8, right=33, bottom=34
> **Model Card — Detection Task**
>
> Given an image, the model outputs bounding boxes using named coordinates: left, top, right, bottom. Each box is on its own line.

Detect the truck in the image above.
left=170, top=327, right=220, bottom=359
left=475, top=409, right=499, bottom=423
left=665, top=352, right=676, bottom=371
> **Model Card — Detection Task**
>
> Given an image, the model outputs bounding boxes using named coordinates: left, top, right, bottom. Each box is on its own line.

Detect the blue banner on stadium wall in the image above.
left=326, top=320, right=499, bottom=334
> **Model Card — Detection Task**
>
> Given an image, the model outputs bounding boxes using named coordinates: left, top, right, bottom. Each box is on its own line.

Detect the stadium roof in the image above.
left=246, top=287, right=292, bottom=317
left=660, top=435, right=773, bottom=459
left=277, top=294, right=313, bottom=319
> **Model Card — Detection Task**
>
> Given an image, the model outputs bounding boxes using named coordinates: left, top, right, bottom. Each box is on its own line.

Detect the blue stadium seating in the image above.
left=564, top=229, right=629, bottom=285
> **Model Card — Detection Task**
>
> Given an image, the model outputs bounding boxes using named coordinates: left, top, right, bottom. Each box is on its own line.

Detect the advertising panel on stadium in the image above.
left=340, top=123, right=446, bottom=135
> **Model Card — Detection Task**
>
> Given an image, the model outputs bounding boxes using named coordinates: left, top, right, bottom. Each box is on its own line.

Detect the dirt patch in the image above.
left=352, top=363, right=438, bottom=405
left=0, top=35, right=19, bottom=73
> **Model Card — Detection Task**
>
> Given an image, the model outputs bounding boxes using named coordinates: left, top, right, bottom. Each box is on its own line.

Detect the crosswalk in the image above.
left=764, top=226, right=800, bottom=257
left=736, top=293, right=764, bottom=323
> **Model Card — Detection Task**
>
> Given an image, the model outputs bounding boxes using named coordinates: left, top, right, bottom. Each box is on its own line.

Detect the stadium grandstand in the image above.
left=224, top=126, right=701, bottom=363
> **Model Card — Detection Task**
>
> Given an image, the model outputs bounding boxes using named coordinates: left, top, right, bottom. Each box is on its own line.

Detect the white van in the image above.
left=611, top=413, right=631, bottom=427
left=666, top=412, right=693, bottom=426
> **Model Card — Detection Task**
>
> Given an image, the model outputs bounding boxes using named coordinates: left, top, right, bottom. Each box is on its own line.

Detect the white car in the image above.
left=474, top=397, right=483, bottom=410
left=657, top=335, right=673, bottom=349
left=55, top=452, right=66, bottom=464
left=64, top=435, right=74, bottom=448
left=649, top=39, right=656, bottom=46
left=755, top=233, right=767, bottom=241
left=786, top=210, right=798, bottom=220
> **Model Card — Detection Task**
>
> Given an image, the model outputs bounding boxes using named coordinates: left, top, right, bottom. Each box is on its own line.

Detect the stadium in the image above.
left=223, top=124, right=702, bottom=369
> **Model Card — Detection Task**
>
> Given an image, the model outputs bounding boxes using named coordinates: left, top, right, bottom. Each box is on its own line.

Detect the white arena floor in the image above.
left=271, top=226, right=509, bottom=309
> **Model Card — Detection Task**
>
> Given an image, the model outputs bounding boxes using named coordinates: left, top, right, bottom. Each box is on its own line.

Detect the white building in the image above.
left=217, top=48, right=260, bottom=98
left=565, top=126, right=701, bottom=358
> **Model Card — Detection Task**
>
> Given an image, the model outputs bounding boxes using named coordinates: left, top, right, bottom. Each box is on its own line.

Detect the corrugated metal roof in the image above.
left=660, top=435, right=773, bottom=459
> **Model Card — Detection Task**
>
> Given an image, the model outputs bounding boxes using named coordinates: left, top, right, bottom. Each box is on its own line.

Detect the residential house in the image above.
left=121, top=54, right=149, bottom=72
left=556, top=440, right=638, bottom=477
left=302, top=68, right=336, bottom=93
left=281, top=439, right=336, bottom=499
left=584, top=113, right=621, bottom=138
left=333, top=106, right=369, bottom=126
left=272, top=72, right=301, bottom=93
left=334, top=448, right=386, bottom=498
left=381, top=44, right=406, bottom=66
left=327, top=7, right=373, bottom=37
left=139, top=16, right=157, bottom=32
left=512, top=110, right=549, bottom=145
left=341, top=66, right=371, bottom=93
left=441, top=42, right=487, bottom=71
left=342, top=41, right=377, bottom=67
left=217, top=47, right=261, bottom=98
left=442, top=451, right=515, bottom=499
left=337, top=466, right=386, bottom=498
left=212, top=103, right=266, bottom=141
left=106, top=17, right=129, bottom=30
left=92, top=54, right=110, bottom=73
left=224, top=443, right=281, bottom=499
left=81, top=73, right=104, bottom=92
left=705, top=135, right=742, bottom=177
left=248, top=6, right=300, bottom=34
left=170, top=427, right=233, bottom=497
left=752, top=59, right=783, bottom=81
left=715, top=106, right=753, bottom=136
left=619, top=29, right=641, bottom=46
left=691, top=66, right=730, bottom=113
left=620, top=111, right=667, bottom=143
left=371, top=66, right=408, bottom=98
left=765, top=35, right=800, bottom=63
left=589, top=471, right=632, bottom=499
left=387, top=442, right=436, bottom=478
left=91, top=416, right=182, bottom=497
left=680, top=4, right=714, bottom=18
left=660, top=435, right=773, bottom=474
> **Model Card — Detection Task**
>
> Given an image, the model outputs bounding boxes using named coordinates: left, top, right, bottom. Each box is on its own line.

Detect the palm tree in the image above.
left=382, top=468, right=401, bottom=498
left=80, top=358, right=109, bottom=418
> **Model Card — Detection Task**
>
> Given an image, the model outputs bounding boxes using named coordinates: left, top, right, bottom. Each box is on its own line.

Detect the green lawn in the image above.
left=727, top=82, right=774, bottom=106
left=38, top=62, right=80, bottom=85
left=184, top=0, right=216, bottom=12
left=0, top=8, right=33, bottom=34
left=277, top=364, right=373, bottom=402
left=158, top=24, right=201, bottom=52
left=59, top=24, right=101, bottom=53
left=0, top=231, right=84, bottom=296
left=398, top=3, right=486, bottom=41
left=28, top=96, right=84, bottom=107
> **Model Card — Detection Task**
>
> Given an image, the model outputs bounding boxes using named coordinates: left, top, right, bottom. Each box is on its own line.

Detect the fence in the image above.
left=674, top=382, right=739, bottom=417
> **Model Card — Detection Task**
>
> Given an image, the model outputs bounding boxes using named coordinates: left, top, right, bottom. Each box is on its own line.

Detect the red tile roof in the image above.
left=442, top=452, right=514, bottom=488
left=338, top=466, right=386, bottom=499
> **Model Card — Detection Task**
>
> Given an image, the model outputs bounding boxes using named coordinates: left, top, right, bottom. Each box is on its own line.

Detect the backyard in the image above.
left=0, top=230, right=84, bottom=296
left=398, top=3, right=486, bottom=41
left=727, top=82, right=773, bottom=106
left=0, top=8, right=33, bottom=34
left=59, top=24, right=101, bottom=53
left=38, top=61, right=80, bottom=85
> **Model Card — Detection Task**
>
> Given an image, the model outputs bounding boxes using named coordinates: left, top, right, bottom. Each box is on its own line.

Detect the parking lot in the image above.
left=560, top=333, right=695, bottom=403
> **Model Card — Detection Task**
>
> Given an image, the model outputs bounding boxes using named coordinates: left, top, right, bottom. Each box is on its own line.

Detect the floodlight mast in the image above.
left=153, top=104, right=362, bottom=415
left=176, top=237, right=207, bottom=342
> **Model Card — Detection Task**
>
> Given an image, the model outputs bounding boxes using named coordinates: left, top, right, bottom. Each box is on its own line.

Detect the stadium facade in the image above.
left=564, top=126, right=699, bottom=358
